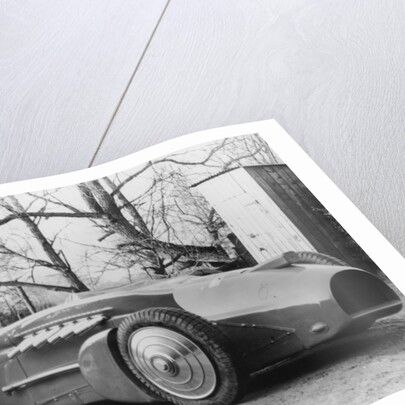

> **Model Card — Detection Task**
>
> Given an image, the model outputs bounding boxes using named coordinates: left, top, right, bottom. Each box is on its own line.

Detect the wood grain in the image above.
left=93, top=0, right=405, bottom=256
left=0, top=0, right=167, bottom=183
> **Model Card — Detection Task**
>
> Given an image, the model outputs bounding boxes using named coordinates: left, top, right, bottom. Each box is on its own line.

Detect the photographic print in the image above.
left=0, top=127, right=404, bottom=405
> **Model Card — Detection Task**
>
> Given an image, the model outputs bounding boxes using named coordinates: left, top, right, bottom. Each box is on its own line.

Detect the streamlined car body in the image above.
left=0, top=252, right=402, bottom=405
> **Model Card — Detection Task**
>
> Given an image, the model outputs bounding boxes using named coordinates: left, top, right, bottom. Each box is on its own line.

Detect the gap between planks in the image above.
left=88, top=0, right=172, bottom=168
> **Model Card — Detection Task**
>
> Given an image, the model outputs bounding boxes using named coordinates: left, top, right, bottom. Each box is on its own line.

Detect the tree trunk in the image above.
left=7, top=196, right=89, bottom=292
left=79, top=181, right=231, bottom=274
left=16, top=287, right=36, bottom=314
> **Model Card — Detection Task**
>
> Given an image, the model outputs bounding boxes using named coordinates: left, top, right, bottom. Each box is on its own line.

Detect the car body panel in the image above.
left=0, top=261, right=402, bottom=405
left=78, top=329, right=158, bottom=403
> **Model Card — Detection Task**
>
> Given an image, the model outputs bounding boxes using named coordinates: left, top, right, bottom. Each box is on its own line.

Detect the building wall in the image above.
left=195, top=167, right=316, bottom=263
left=196, top=165, right=374, bottom=270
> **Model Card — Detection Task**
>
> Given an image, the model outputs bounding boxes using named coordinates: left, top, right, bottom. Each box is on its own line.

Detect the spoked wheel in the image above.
left=117, top=307, right=247, bottom=405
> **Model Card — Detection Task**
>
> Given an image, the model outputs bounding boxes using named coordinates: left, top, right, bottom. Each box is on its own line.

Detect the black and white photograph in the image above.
left=0, top=132, right=404, bottom=405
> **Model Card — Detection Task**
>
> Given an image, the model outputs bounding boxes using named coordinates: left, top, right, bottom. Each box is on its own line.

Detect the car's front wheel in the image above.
left=117, top=307, right=247, bottom=405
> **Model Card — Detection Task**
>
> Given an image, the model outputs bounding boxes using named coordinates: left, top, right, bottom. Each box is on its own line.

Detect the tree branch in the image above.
left=0, top=281, right=79, bottom=293
left=0, top=245, right=57, bottom=269
left=111, top=139, right=228, bottom=195
left=111, top=162, right=152, bottom=195
left=0, top=211, right=105, bottom=226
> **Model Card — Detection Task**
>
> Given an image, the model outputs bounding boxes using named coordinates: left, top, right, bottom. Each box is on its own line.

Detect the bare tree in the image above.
left=0, top=196, right=89, bottom=291
left=0, top=134, right=279, bottom=321
left=77, top=180, right=230, bottom=276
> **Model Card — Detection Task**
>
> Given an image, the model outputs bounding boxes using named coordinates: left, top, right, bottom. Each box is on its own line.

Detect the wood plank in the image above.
left=246, top=166, right=334, bottom=254
left=0, top=0, right=167, bottom=183
left=246, top=165, right=377, bottom=270
left=92, top=0, right=405, bottom=256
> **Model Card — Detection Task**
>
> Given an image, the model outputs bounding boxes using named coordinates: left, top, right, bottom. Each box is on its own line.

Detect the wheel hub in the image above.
left=151, top=356, right=177, bottom=375
left=128, top=326, right=217, bottom=399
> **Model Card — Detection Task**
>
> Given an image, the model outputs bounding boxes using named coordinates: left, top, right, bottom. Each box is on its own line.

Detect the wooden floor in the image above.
left=1, top=0, right=405, bottom=256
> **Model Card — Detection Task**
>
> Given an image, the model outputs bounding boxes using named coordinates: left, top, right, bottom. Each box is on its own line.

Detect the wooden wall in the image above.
left=245, top=165, right=376, bottom=270
left=196, top=165, right=376, bottom=271
left=195, top=168, right=316, bottom=263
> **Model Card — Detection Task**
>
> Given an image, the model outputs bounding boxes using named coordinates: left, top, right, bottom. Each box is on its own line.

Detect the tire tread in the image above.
left=117, top=307, right=247, bottom=405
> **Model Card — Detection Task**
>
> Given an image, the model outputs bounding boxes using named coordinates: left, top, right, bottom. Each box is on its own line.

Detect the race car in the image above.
left=0, top=251, right=402, bottom=405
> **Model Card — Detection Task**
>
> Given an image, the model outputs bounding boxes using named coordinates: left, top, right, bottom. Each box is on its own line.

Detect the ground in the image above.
left=243, top=308, right=405, bottom=405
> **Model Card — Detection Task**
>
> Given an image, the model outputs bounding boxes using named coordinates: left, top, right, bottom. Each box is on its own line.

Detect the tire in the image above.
left=117, top=307, right=247, bottom=405
left=293, top=251, right=348, bottom=266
